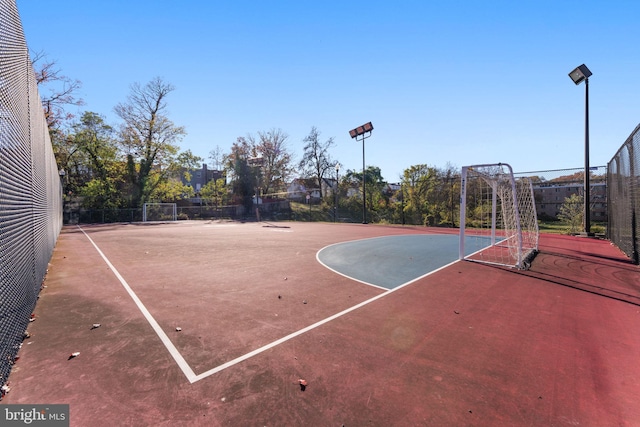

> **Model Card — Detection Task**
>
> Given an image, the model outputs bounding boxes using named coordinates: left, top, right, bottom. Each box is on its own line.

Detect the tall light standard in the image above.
left=568, top=64, right=593, bottom=235
left=334, top=162, right=340, bottom=222
left=349, top=121, right=373, bottom=224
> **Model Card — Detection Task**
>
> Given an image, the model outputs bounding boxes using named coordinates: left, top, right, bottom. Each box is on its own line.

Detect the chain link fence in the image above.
left=0, top=0, right=63, bottom=390
left=514, top=166, right=608, bottom=230
left=608, top=123, right=640, bottom=264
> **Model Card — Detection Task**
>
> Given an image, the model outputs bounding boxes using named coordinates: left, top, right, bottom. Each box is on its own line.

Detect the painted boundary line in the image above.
left=77, top=225, right=198, bottom=383
left=316, top=236, right=408, bottom=291
left=192, top=255, right=460, bottom=382
left=78, top=225, right=461, bottom=384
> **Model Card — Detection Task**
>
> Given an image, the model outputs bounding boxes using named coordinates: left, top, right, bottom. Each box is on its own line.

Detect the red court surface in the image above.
left=3, top=221, right=640, bottom=426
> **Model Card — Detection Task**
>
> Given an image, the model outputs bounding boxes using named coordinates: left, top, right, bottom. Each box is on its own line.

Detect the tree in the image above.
left=225, top=130, right=293, bottom=209
left=152, top=149, right=204, bottom=202
left=32, top=50, right=86, bottom=190
left=397, top=164, right=461, bottom=226
left=558, top=193, right=583, bottom=234
left=424, top=164, right=459, bottom=227
left=255, top=128, right=293, bottom=196
left=439, top=164, right=460, bottom=227
left=31, top=51, right=84, bottom=131
left=226, top=137, right=255, bottom=212
left=206, top=145, right=228, bottom=207
left=208, top=145, right=226, bottom=172
left=344, top=166, right=386, bottom=222
left=176, top=149, right=203, bottom=171
left=174, top=149, right=203, bottom=184
left=71, top=112, right=120, bottom=208
left=200, top=178, right=229, bottom=207
left=299, top=127, right=335, bottom=198
left=114, top=77, right=186, bottom=207
left=151, top=175, right=195, bottom=202
left=401, top=164, right=437, bottom=225
left=53, top=131, right=89, bottom=198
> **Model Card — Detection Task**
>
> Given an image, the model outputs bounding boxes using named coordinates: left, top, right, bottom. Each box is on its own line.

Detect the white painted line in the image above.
left=191, top=253, right=462, bottom=382
left=315, top=234, right=443, bottom=291
left=77, top=225, right=461, bottom=384
left=315, top=238, right=393, bottom=290
left=316, top=254, right=389, bottom=291
left=77, top=225, right=198, bottom=383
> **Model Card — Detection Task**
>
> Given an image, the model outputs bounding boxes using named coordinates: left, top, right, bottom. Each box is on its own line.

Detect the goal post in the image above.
left=142, top=203, right=177, bottom=222
left=459, top=163, right=539, bottom=269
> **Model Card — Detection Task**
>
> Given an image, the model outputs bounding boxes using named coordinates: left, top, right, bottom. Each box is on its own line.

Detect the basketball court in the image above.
left=4, top=221, right=640, bottom=426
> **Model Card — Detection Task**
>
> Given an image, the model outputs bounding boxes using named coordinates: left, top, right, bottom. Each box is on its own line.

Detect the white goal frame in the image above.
left=142, top=203, right=177, bottom=222
left=459, top=163, right=539, bottom=269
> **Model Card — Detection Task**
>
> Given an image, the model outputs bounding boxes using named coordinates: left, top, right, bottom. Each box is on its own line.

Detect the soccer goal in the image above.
left=459, top=163, right=539, bottom=269
left=142, top=203, right=177, bottom=222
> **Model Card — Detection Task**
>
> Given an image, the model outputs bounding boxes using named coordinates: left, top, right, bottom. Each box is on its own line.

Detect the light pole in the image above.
left=398, top=182, right=405, bottom=225
left=349, top=122, right=373, bottom=224
left=334, top=163, right=340, bottom=222
left=568, top=64, right=593, bottom=235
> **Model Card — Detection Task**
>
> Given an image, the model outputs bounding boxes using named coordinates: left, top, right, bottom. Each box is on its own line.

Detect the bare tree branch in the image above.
left=31, top=50, right=84, bottom=129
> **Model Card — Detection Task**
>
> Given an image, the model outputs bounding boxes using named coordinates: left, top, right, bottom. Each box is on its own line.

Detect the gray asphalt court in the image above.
left=317, top=234, right=486, bottom=289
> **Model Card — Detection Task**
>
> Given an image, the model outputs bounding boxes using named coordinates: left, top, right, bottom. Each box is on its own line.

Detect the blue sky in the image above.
left=16, top=1, right=640, bottom=182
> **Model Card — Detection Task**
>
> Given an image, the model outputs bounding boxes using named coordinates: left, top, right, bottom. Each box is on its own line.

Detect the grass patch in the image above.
left=538, top=221, right=607, bottom=235
left=290, top=201, right=328, bottom=222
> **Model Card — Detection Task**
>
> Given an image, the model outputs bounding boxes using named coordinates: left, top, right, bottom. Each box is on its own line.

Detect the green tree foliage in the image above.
left=149, top=149, right=203, bottom=203
left=173, top=149, right=204, bottom=187
left=176, top=149, right=204, bottom=173
left=402, top=164, right=436, bottom=225
left=343, top=166, right=386, bottom=222
left=54, top=132, right=88, bottom=197
left=152, top=177, right=195, bottom=202
left=200, top=178, right=229, bottom=206
left=398, top=164, right=460, bottom=226
left=114, top=77, right=186, bottom=207
left=429, top=164, right=459, bottom=227
left=54, top=81, right=199, bottom=210
left=71, top=112, right=120, bottom=208
left=558, top=193, right=583, bottom=234
left=35, top=57, right=477, bottom=224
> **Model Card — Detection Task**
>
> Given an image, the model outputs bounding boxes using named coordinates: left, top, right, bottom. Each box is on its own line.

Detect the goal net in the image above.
left=459, top=163, right=539, bottom=269
left=142, top=203, right=177, bottom=222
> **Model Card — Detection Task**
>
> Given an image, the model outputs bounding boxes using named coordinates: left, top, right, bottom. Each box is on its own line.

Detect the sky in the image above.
left=15, top=0, right=640, bottom=182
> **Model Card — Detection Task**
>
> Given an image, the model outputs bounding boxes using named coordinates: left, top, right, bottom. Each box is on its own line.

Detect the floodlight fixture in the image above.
left=348, top=122, right=374, bottom=224
left=349, top=121, right=374, bottom=139
left=568, top=64, right=592, bottom=234
left=568, top=64, right=592, bottom=85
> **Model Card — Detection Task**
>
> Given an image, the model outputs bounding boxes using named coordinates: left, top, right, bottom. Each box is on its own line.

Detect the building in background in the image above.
left=533, top=180, right=607, bottom=222
left=181, top=163, right=225, bottom=203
